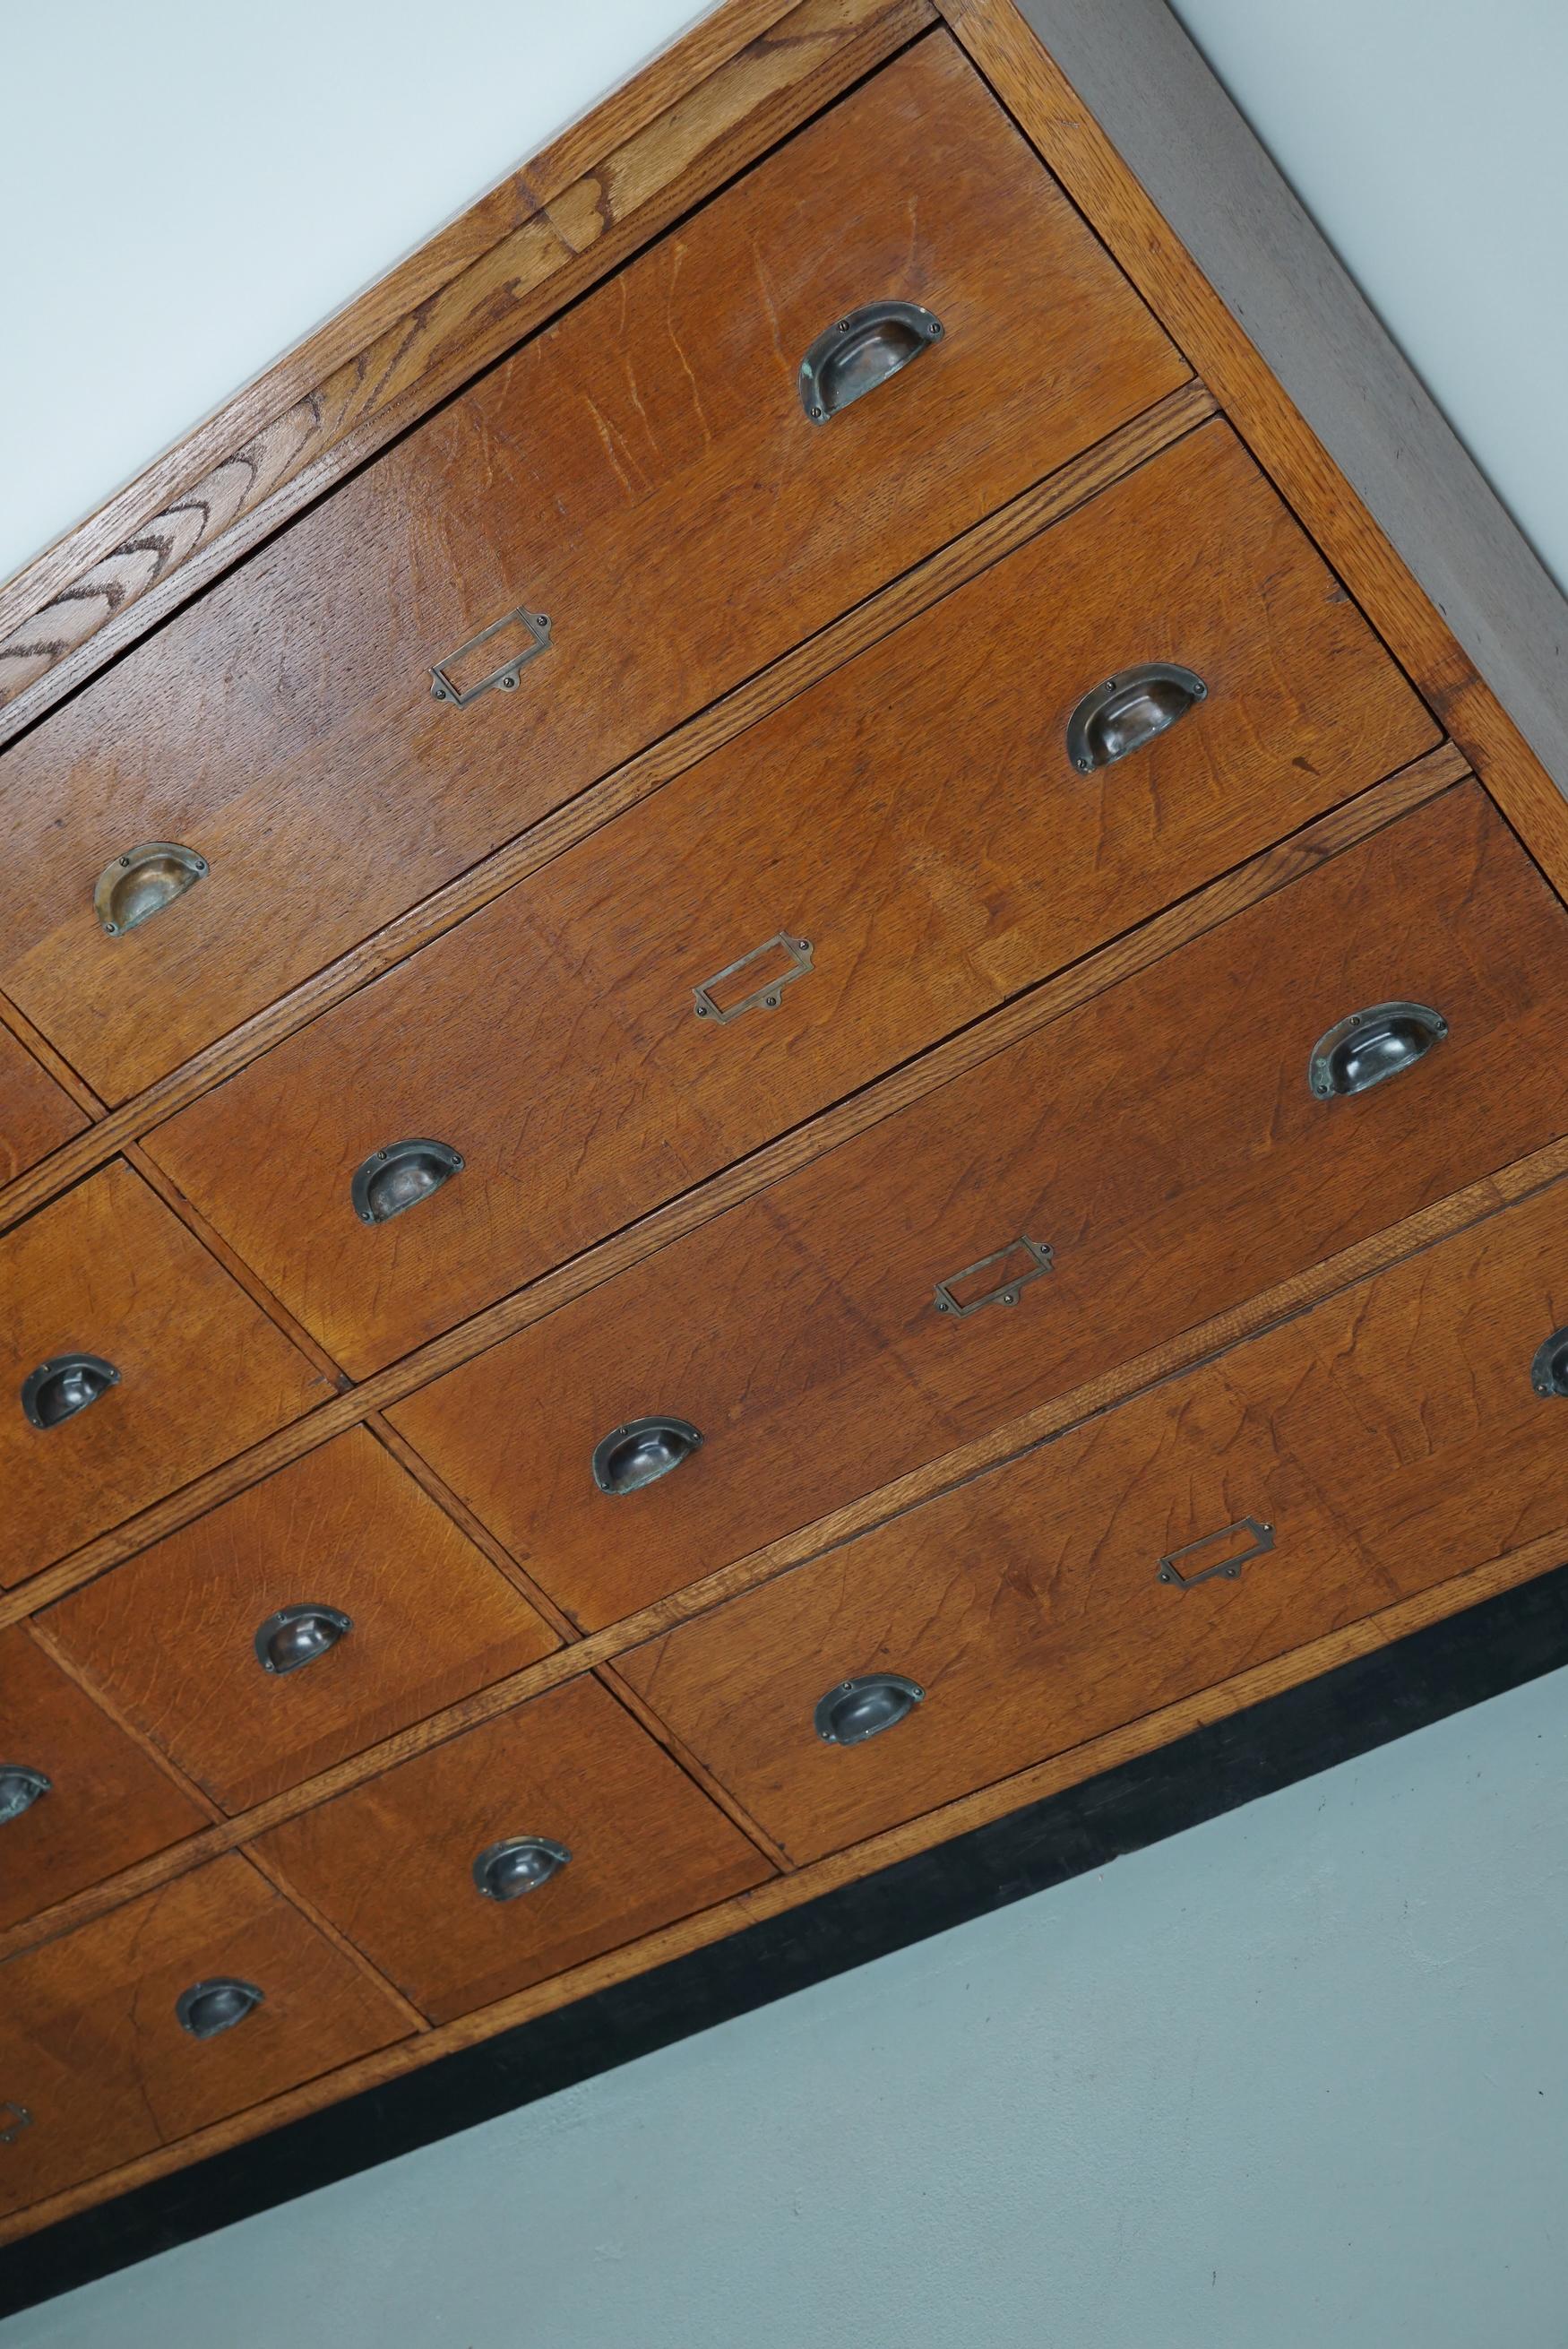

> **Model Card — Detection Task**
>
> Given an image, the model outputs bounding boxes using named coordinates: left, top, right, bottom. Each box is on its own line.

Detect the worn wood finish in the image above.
left=43, top=1432, right=557, bottom=1815
left=147, top=422, right=1433, bottom=1376
left=0, top=385, right=1215, bottom=1246
left=0, top=1030, right=88, bottom=1187
left=937, top=0, right=1568, bottom=891
left=7, top=1513, right=1564, bottom=2251
left=0, top=0, right=934, bottom=733
left=0, top=1628, right=206, bottom=1932
left=390, top=782, right=1568, bottom=1626
left=0, top=1852, right=409, bottom=2217
left=623, top=1165, right=1568, bottom=1861
left=0, top=751, right=1465, bottom=1630
left=4, top=40, right=1185, bottom=1105
left=257, top=1677, right=772, bottom=2023
left=0, top=1162, right=332, bottom=1588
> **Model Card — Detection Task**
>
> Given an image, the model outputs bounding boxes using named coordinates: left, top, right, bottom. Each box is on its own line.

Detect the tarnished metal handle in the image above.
left=254, top=1604, right=353, bottom=1676
left=814, top=1674, right=925, bottom=1746
left=798, top=300, right=944, bottom=423
left=472, top=1836, right=572, bottom=1901
left=94, top=842, right=208, bottom=936
left=1308, top=1002, right=1447, bottom=1099
left=0, top=1767, right=50, bottom=1825
left=1067, top=664, right=1207, bottom=773
left=592, top=1415, right=702, bottom=1496
left=351, top=1137, right=463, bottom=1225
left=21, top=1353, right=119, bottom=1430
left=177, top=1979, right=264, bottom=2040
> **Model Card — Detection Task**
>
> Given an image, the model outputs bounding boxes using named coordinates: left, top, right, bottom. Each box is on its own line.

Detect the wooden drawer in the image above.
left=0, top=39, right=1186, bottom=1105
left=619, top=1166, right=1568, bottom=1863
left=0, top=1627, right=205, bottom=1931
left=0, top=1027, right=86, bottom=1184
left=256, top=1677, right=771, bottom=2022
left=0, top=1161, right=332, bottom=1586
left=147, top=422, right=1435, bottom=1377
left=388, top=781, right=1568, bottom=1628
left=43, top=1430, right=557, bottom=1813
left=0, top=1852, right=408, bottom=2217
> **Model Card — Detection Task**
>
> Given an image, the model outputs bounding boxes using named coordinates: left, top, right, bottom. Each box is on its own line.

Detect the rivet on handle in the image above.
left=93, top=842, right=208, bottom=936
left=0, top=1767, right=50, bottom=1826
left=1308, top=1002, right=1448, bottom=1099
left=814, top=1673, right=925, bottom=1746
left=798, top=300, right=944, bottom=423
left=1066, top=663, right=1207, bottom=773
left=21, top=1353, right=119, bottom=1430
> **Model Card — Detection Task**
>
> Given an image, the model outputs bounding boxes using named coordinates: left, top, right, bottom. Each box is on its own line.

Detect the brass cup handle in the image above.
left=94, top=842, right=208, bottom=936
left=1066, top=664, right=1208, bottom=773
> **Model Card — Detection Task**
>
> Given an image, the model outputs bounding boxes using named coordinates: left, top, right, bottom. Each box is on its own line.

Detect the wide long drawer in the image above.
left=43, top=1430, right=558, bottom=1813
left=0, top=1854, right=408, bottom=2217
left=389, top=780, right=1568, bottom=1628
left=0, top=37, right=1187, bottom=1103
left=147, top=422, right=1436, bottom=1377
left=0, top=1162, right=333, bottom=1586
left=619, top=1164, right=1568, bottom=1863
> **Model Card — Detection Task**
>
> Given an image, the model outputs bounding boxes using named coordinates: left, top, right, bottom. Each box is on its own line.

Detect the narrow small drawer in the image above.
left=0, top=1853, right=408, bottom=2218
left=148, top=422, right=1436, bottom=1377
left=0, top=38, right=1187, bottom=1103
left=255, top=1678, right=771, bottom=2023
left=389, top=780, right=1568, bottom=1628
left=620, top=1165, right=1568, bottom=1863
left=0, top=1162, right=333, bottom=1586
left=0, top=1627, right=205, bottom=1932
left=0, top=1027, right=86, bottom=1184
left=44, top=1430, right=558, bottom=1813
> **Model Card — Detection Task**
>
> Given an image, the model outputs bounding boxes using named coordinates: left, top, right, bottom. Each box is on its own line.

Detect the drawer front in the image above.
left=0, top=1852, right=408, bottom=2217
left=256, top=1677, right=771, bottom=2023
left=0, top=39, right=1187, bottom=1104
left=0, top=1027, right=86, bottom=1183
left=0, top=1627, right=205, bottom=1931
left=0, top=1161, right=332, bottom=1586
left=148, top=423, right=1436, bottom=1377
left=390, top=781, right=1568, bottom=1628
left=44, top=1430, right=557, bottom=1814
left=620, top=1170, right=1568, bottom=1862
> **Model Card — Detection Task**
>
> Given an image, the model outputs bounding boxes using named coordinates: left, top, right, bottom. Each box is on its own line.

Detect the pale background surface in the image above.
left=5, top=2, right=1567, bottom=2339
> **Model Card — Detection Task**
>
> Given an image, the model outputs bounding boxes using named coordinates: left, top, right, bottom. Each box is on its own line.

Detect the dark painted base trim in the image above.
left=6, top=1559, right=1568, bottom=2319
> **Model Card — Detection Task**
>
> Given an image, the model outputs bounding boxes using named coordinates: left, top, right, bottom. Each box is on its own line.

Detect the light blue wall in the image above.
left=1168, top=0, right=1568, bottom=594
left=7, top=1663, right=1566, bottom=2349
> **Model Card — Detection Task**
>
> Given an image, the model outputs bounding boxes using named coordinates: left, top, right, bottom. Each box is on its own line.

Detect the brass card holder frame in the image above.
left=429, top=606, right=552, bottom=708
left=1157, top=1516, right=1274, bottom=1588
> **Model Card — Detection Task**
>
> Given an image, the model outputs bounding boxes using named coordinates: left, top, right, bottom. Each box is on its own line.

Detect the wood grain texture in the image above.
left=256, top=1676, right=773, bottom=2023
left=146, top=422, right=1433, bottom=1375
left=4, top=38, right=1185, bottom=1104
left=43, top=1431, right=557, bottom=1815
left=0, top=1627, right=206, bottom=1932
left=0, top=1027, right=88, bottom=1186
left=936, top=0, right=1568, bottom=892
left=623, top=1164, right=1568, bottom=1860
left=0, top=1162, right=333, bottom=1588
left=390, top=781, right=1568, bottom=1627
left=0, top=384, right=1215, bottom=1245
left=0, top=0, right=934, bottom=734
left=0, top=749, right=1465, bottom=1630
left=0, top=1852, right=409, bottom=2218
left=4, top=1513, right=1563, bottom=2248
